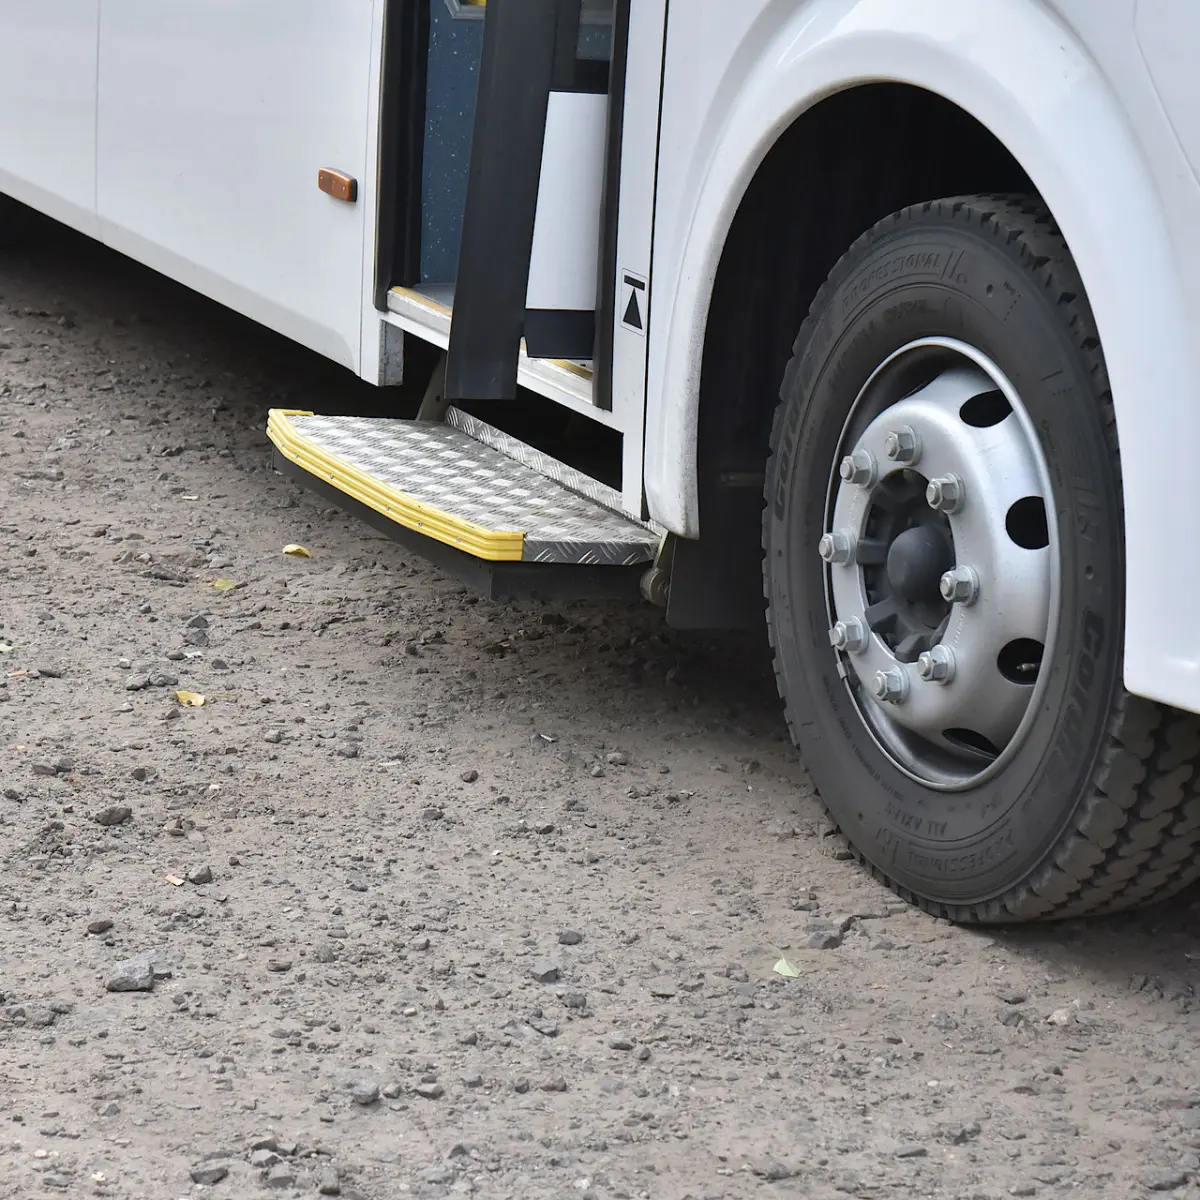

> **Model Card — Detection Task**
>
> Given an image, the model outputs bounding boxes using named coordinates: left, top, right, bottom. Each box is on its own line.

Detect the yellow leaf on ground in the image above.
left=0, top=644, right=12, bottom=653
left=282, top=544, right=312, bottom=558
left=773, top=957, right=801, bottom=979
left=210, top=579, right=236, bottom=593
left=174, top=690, right=206, bottom=707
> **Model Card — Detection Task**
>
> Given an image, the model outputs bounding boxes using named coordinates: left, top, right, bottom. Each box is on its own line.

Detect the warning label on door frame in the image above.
left=620, top=270, right=647, bottom=336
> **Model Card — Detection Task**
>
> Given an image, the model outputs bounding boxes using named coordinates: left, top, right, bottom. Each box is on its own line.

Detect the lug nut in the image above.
left=883, top=426, right=922, bottom=466
left=838, top=448, right=877, bottom=487
left=870, top=667, right=909, bottom=704
left=818, top=530, right=856, bottom=565
left=829, top=616, right=869, bottom=654
left=926, top=473, right=965, bottom=514
left=917, top=644, right=956, bottom=683
left=940, top=565, right=980, bottom=605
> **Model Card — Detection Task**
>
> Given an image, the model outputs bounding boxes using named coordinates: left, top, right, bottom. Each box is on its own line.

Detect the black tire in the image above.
left=764, top=195, right=1200, bottom=922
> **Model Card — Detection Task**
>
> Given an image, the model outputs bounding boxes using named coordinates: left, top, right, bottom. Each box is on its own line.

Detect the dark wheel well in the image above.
left=667, top=83, right=1033, bottom=630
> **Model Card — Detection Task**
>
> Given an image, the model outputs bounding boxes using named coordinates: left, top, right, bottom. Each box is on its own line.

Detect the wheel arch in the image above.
left=647, top=3, right=1200, bottom=709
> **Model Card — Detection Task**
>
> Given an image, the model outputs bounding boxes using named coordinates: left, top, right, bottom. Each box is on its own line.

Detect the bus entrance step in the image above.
left=266, top=407, right=659, bottom=566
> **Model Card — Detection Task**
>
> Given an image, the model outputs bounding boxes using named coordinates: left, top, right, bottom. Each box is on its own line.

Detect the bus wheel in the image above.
left=764, top=194, right=1200, bottom=922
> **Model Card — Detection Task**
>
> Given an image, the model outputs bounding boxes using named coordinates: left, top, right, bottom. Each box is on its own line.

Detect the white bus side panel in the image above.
left=96, top=1, right=375, bottom=373
left=0, top=1, right=99, bottom=236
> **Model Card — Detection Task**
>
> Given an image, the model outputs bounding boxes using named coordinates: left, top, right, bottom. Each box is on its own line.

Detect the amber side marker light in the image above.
left=318, top=169, right=357, bottom=203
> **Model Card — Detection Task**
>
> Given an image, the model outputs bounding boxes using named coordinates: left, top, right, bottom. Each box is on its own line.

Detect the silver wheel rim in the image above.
left=822, top=337, right=1060, bottom=792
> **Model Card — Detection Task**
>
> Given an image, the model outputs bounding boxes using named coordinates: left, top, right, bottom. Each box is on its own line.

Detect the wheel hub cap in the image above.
left=886, top=524, right=953, bottom=606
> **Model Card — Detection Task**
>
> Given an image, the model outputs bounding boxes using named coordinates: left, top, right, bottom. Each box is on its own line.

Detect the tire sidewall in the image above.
left=767, top=212, right=1123, bottom=907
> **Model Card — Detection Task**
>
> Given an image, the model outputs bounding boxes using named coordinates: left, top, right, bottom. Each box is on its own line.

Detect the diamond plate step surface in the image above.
left=267, top=409, right=658, bottom=566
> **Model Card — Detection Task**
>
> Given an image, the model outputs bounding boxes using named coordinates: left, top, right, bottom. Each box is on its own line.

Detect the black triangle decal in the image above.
left=623, top=290, right=643, bottom=330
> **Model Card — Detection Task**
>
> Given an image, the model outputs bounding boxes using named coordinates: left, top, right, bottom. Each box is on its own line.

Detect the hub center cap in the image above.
left=886, top=524, right=953, bottom=605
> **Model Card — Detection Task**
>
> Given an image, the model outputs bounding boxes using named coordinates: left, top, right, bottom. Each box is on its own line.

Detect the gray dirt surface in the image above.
left=2, top=213, right=1200, bottom=1200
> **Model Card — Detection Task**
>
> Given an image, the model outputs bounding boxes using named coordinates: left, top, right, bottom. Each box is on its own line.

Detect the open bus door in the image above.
left=269, top=0, right=668, bottom=592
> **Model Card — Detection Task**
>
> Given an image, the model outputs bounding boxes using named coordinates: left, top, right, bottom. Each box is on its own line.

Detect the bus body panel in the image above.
left=95, top=0, right=377, bottom=373
left=0, top=0, right=100, bottom=236
left=642, top=0, right=1200, bottom=715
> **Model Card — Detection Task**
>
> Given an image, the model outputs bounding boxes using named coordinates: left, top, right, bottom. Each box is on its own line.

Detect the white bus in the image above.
left=4, top=0, right=1199, bottom=924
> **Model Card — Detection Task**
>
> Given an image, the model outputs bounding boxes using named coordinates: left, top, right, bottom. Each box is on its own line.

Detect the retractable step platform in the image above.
left=267, top=407, right=660, bottom=600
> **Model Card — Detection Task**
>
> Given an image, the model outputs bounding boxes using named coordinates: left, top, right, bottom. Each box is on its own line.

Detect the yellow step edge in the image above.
left=266, top=410, right=525, bottom=563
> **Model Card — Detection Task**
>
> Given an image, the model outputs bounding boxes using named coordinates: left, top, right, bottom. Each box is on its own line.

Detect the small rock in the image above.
left=190, top=1163, right=229, bottom=1185
left=125, top=675, right=150, bottom=691
left=462, top=1071, right=483, bottom=1088
left=609, top=1037, right=634, bottom=1051
left=422, top=806, right=444, bottom=821
left=606, top=751, right=628, bottom=766
left=97, top=1102, right=121, bottom=1118
left=409, top=936, right=430, bottom=951
left=415, top=1082, right=444, bottom=1100
left=265, top=1165, right=297, bottom=1189
left=1046, top=1007, right=1075, bottom=1027
left=187, top=615, right=210, bottom=630
left=336, top=743, right=360, bottom=759
left=1145, top=1168, right=1188, bottom=1192
left=751, top=1159, right=800, bottom=1182
left=184, top=628, right=209, bottom=648
left=87, top=919, right=114, bottom=936
left=558, top=930, right=583, bottom=946
left=997, top=988, right=1027, bottom=1005
left=460, top=769, right=479, bottom=783
left=186, top=863, right=214, bottom=885
left=1179, top=1109, right=1200, bottom=1131
left=266, top=959, right=293, bottom=973
left=512, top=1078, right=530, bottom=1094
left=250, top=1148, right=281, bottom=1168
left=349, top=1077, right=380, bottom=1106
left=317, top=1166, right=341, bottom=1196
left=263, top=730, right=283, bottom=745
left=540, top=1077, right=567, bottom=1092
left=313, top=943, right=337, bottom=963
left=807, top=930, right=843, bottom=950
left=527, top=1014, right=559, bottom=1037
left=895, top=1143, right=927, bottom=1159
left=381, top=1082, right=403, bottom=1099
left=420, top=1165, right=454, bottom=1185
left=635, top=1046, right=651, bottom=1061
left=31, top=762, right=57, bottom=777
left=931, top=1012, right=958, bottom=1031
left=531, top=961, right=560, bottom=984
left=648, top=979, right=677, bottom=998
left=92, top=804, right=132, bottom=827
left=104, top=957, right=154, bottom=992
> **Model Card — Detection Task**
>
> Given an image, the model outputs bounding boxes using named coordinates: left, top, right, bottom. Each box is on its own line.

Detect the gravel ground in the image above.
left=2, top=211, right=1200, bottom=1200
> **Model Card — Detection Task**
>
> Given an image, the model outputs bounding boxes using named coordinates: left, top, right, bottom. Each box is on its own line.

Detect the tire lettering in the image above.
left=842, top=251, right=943, bottom=317
left=772, top=403, right=803, bottom=519
left=884, top=800, right=947, bottom=839
left=1058, top=607, right=1105, bottom=765
left=904, top=825, right=1016, bottom=876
